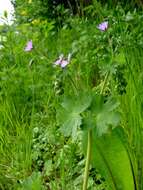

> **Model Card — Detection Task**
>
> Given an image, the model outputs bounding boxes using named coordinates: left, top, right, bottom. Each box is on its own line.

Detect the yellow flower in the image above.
left=21, top=10, right=27, bottom=16
left=32, top=19, right=40, bottom=25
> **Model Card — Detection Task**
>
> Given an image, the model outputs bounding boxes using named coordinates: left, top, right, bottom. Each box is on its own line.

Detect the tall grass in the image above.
left=120, top=47, right=143, bottom=189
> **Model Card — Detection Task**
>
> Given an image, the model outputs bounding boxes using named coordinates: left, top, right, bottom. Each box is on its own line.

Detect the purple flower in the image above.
left=60, top=60, right=69, bottom=68
left=24, top=40, right=33, bottom=51
left=97, top=21, right=108, bottom=31
left=54, top=54, right=64, bottom=66
left=54, top=53, right=71, bottom=68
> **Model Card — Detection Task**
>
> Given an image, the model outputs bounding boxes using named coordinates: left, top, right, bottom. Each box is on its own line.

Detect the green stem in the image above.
left=82, top=130, right=92, bottom=190
left=101, top=71, right=110, bottom=95
left=68, top=73, right=78, bottom=94
left=82, top=71, right=110, bottom=190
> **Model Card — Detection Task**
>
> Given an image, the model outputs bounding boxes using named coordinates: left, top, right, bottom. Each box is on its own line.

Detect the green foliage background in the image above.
left=0, top=0, right=143, bottom=189
left=11, top=0, right=143, bottom=24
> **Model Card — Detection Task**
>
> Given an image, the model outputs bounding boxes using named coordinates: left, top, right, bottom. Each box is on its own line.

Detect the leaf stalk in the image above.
left=82, top=130, right=92, bottom=190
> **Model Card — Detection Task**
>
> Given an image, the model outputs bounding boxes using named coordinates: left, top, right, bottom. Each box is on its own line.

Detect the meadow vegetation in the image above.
left=0, top=0, right=143, bottom=189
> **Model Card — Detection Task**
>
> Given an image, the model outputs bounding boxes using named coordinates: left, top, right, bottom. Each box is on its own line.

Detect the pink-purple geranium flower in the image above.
left=54, top=53, right=71, bottom=68
left=24, top=40, right=33, bottom=51
left=97, top=21, right=108, bottom=31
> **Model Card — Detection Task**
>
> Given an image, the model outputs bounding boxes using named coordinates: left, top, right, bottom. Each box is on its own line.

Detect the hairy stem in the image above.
left=82, top=130, right=92, bottom=190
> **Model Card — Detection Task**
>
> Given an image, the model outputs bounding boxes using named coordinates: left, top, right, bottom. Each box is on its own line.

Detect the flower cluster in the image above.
left=54, top=53, right=71, bottom=68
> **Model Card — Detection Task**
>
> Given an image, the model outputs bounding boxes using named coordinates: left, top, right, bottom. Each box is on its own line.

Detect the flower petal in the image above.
left=97, top=21, right=108, bottom=31
left=61, top=60, right=69, bottom=68
left=54, top=59, right=62, bottom=65
left=25, top=40, right=33, bottom=51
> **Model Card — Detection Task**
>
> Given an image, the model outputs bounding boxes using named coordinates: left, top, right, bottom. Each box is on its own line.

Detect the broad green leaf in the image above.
left=83, top=128, right=135, bottom=190
left=90, top=94, right=120, bottom=136
left=57, top=92, right=92, bottom=140
left=96, top=110, right=120, bottom=136
left=21, top=172, right=45, bottom=190
left=60, top=112, right=82, bottom=140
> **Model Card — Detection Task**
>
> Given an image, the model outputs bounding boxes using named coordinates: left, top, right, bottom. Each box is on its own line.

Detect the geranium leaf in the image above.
left=57, top=92, right=92, bottom=140
left=60, top=114, right=82, bottom=140
left=96, top=110, right=120, bottom=136
left=89, top=94, right=120, bottom=136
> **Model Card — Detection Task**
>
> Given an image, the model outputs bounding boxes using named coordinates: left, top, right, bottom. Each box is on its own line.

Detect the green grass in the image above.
left=119, top=47, right=143, bottom=190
